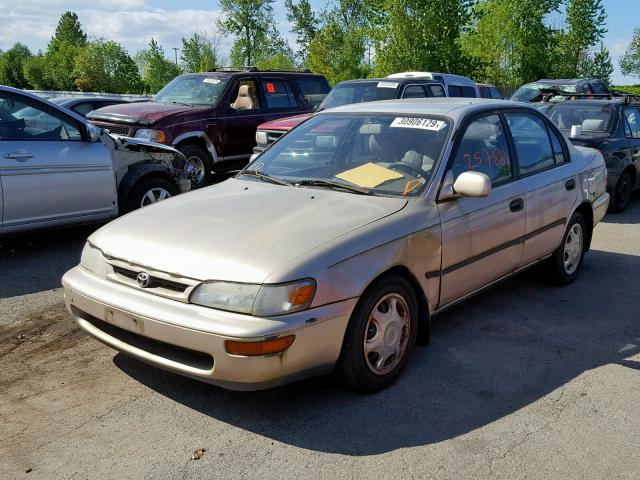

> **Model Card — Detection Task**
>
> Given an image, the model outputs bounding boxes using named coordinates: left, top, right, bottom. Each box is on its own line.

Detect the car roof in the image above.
left=534, top=78, right=597, bottom=85
left=335, top=78, right=442, bottom=85
left=182, top=70, right=325, bottom=79
left=320, top=98, right=533, bottom=121
left=543, top=99, right=619, bottom=106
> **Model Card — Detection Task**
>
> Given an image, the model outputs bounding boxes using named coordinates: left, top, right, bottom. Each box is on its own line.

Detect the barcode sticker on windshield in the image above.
left=390, top=117, right=447, bottom=131
left=377, top=81, right=399, bottom=89
left=203, top=78, right=221, bottom=84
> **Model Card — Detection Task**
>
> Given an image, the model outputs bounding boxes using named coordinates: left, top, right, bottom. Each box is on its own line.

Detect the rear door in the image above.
left=438, top=112, right=526, bottom=306
left=504, top=111, right=576, bottom=265
left=0, top=91, right=115, bottom=230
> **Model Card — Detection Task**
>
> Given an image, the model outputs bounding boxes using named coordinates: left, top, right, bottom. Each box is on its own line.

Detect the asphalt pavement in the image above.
left=1, top=195, right=639, bottom=479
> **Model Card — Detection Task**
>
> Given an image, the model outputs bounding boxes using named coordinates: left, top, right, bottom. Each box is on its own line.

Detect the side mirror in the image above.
left=87, top=123, right=101, bottom=142
left=453, top=171, right=491, bottom=197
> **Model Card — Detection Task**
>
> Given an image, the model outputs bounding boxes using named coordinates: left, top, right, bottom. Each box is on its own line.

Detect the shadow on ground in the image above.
left=115, top=248, right=640, bottom=456
left=0, top=225, right=98, bottom=298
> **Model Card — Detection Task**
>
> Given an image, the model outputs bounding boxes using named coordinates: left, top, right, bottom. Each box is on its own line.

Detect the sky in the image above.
left=0, top=0, right=637, bottom=85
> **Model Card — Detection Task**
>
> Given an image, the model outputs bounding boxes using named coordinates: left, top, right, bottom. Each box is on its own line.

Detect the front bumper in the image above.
left=592, top=191, right=610, bottom=226
left=62, top=266, right=356, bottom=390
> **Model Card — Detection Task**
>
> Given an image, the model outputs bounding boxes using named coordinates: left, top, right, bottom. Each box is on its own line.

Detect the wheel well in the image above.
left=623, top=164, right=637, bottom=184
left=120, top=171, right=176, bottom=208
left=175, top=137, right=212, bottom=159
left=574, top=202, right=594, bottom=251
left=367, top=265, right=431, bottom=345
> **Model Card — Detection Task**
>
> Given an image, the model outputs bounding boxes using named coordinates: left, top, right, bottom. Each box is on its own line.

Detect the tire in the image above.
left=180, top=144, right=212, bottom=188
left=609, top=169, right=634, bottom=213
left=545, top=212, right=586, bottom=285
left=124, top=176, right=177, bottom=213
left=335, top=274, right=419, bottom=392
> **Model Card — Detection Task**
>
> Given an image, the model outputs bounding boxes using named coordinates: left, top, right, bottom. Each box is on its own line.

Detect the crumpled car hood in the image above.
left=90, top=178, right=407, bottom=283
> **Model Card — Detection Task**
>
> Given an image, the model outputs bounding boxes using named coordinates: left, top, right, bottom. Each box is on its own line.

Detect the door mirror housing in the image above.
left=87, top=123, right=101, bottom=142
left=453, top=171, right=491, bottom=197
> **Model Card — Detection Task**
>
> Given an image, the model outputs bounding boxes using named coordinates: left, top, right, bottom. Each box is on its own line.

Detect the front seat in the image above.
left=232, top=85, right=253, bottom=110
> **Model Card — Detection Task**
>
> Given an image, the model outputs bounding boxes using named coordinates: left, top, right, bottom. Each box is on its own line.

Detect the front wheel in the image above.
left=124, top=177, right=177, bottom=213
left=544, top=212, right=586, bottom=284
left=180, top=144, right=212, bottom=189
left=335, top=275, right=418, bottom=392
left=610, top=170, right=634, bottom=213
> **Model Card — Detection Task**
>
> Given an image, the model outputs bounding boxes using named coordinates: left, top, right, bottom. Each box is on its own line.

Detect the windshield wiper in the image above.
left=296, top=179, right=373, bottom=195
left=236, top=169, right=293, bottom=186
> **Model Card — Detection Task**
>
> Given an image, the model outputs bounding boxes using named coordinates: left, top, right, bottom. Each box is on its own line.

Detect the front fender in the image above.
left=117, top=164, right=188, bottom=210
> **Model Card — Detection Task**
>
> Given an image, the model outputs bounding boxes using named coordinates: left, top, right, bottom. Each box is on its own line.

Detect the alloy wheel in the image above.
left=140, top=187, right=172, bottom=207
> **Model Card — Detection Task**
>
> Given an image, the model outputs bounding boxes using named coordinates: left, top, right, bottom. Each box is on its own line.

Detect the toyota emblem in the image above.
left=136, top=271, right=151, bottom=288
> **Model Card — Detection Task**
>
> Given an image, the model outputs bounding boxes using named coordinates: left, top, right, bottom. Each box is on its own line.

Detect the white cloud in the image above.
left=0, top=0, right=228, bottom=58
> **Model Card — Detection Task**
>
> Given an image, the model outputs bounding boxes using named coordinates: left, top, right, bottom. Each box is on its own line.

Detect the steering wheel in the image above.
left=388, top=162, right=427, bottom=179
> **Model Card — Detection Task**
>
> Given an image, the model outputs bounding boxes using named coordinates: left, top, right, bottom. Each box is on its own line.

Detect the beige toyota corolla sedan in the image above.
left=62, top=99, right=609, bottom=392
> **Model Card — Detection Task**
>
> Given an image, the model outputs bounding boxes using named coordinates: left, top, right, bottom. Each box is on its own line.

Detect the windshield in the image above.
left=512, top=82, right=579, bottom=102
left=243, top=113, right=451, bottom=197
left=318, top=81, right=400, bottom=111
left=543, top=103, right=614, bottom=136
left=154, top=75, right=228, bottom=106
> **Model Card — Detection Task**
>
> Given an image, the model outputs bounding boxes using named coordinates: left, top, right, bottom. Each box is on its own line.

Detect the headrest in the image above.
left=238, top=85, right=250, bottom=97
left=581, top=119, right=606, bottom=132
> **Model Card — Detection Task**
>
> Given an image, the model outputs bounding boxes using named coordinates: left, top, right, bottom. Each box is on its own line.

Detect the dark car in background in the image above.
left=541, top=95, right=640, bottom=212
left=512, top=78, right=609, bottom=103
left=478, top=83, right=503, bottom=99
left=254, top=77, right=448, bottom=152
left=51, top=96, right=133, bottom=117
left=87, top=69, right=330, bottom=187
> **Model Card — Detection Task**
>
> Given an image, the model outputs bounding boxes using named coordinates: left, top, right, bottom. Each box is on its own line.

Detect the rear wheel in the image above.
left=610, top=169, right=634, bottom=213
left=335, top=275, right=418, bottom=392
left=180, top=144, right=212, bottom=188
left=124, top=177, right=177, bottom=213
left=544, top=212, right=586, bottom=284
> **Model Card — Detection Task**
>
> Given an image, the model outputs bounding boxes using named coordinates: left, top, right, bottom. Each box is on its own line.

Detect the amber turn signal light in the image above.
left=225, top=335, right=295, bottom=356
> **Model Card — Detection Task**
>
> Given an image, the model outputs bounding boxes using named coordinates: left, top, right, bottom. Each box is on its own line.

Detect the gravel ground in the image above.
left=1, top=196, right=639, bottom=480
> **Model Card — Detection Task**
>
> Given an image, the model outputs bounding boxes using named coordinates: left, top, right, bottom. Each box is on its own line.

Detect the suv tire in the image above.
left=180, top=144, right=212, bottom=188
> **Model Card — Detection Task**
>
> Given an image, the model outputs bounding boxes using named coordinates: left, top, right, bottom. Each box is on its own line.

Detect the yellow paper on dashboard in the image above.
left=336, top=162, right=404, bottom=188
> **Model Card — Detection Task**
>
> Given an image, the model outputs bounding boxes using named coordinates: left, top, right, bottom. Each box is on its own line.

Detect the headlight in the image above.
left=255, top=131, right=268, bottom=146
left=134, top=128, right=166, bottom=143
left=80, top=242, right=108, bottom=278
left=190, top=279, right=316, bottom=316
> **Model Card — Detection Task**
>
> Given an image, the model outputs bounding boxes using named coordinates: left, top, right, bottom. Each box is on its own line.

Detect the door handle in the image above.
left=4, top=152, right=34, bottom=161
left=565, top=178, right=576, bottom=191
left=509, top=198, right=524, bottom=212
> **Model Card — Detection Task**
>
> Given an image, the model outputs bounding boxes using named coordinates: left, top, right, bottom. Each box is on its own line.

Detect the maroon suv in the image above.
left=88, top=69, right=330, bottom=187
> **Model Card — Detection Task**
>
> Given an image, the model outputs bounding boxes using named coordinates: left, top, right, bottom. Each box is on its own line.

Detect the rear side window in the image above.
left=429, top=85, right=446, bottom=97
left=402, top=85, right=428, bottom=99
left=261, top=79, right=297, bottom=109
left=479, top=86, right=491, bottom=99
left=73, top=103, right=95, bottom=116
left=505, top=113, right=555, bottom=175
left=448, top=85, right=462, bottom=97
left=548, top=127, right=567, bottom=165
left=295, top=77, right=330, bottom=110
left=451, top=114, right=513, bottom=185
left=460, top=86, right=477, bottom=98
left=490, top=87, right=503, bottom=99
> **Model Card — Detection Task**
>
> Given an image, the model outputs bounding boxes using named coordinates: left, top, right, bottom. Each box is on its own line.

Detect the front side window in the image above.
left=154, top=74, right=228, bottom=107
left=451, top=114, right=512, bottom=185
left=261, top=79, right=297, bottom=109
left=505, top=113, right=555, bottom=175
left=624, top=107, right=640, bottom=138
left=0, top=94, right=82, bottom=141
left=245, top=114, right=451, bottom=197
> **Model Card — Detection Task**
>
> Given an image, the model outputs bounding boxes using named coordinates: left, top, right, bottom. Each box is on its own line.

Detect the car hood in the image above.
left=258, top=113, right=312, bottom=131
left=90, top=178, right=407, bottom=283
left=88, top=101, right=198, bottom=126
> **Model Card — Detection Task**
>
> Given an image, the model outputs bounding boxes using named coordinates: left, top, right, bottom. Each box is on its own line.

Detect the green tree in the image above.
left=579, top=42, right=614, bottom=84
left=372, top=0, right=473, bottom=77
left=181, top=33, right=220, bottom=72
left=217, top=0, right=275, bottom=66
left=285, top=0, right=318, bottom=65
left=0, top=43, right=33, bottom=88
left=23, top=54, right=52, bottom=90
left=620, top=27, right=640, bottom=80
left=44, top=12, right=88, bottom=90
left=135, top=38, right=182, bottom=93
left=553, top=0, right=607, bottom=78
left=74, top=40, right=143, bottom=93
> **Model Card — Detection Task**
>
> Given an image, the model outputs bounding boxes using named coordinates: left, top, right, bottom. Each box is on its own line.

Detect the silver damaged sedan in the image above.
left=62, top=99, right=610, bottom=391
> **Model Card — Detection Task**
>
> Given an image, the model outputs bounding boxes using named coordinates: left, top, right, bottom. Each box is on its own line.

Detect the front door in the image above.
left=438, top=113, right=526, bottom=306
left=0, top=92, right=115, bottom=229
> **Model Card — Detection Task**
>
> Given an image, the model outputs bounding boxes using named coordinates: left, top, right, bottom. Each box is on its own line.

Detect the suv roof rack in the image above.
left=540, top=90, right=640, bottom=105
left=208, top=66, right=312, bottom=74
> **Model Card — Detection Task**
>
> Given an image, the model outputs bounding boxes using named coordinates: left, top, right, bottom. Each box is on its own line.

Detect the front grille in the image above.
left=95, top=124, right=131, bottom=136
left=112, top=266, right=186, bottom=293
left=80, top=311, right=214, bottom=371
left=264, top=130, right=285, bottom=145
